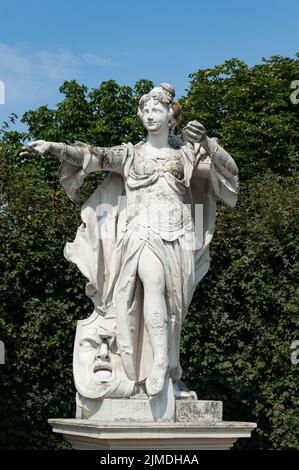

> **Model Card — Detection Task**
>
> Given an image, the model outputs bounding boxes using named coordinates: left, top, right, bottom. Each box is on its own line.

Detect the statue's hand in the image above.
left=181, top=120, right=207, bottom=144
left=20, top=140, right=51, bottom=157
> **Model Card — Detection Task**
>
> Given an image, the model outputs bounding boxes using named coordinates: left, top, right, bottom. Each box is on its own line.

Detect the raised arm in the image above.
left=182, top=121, right=239, bottom=207
left=194, top=139, right=239, bottom=208
left=194, top=138, right=238, bottom=177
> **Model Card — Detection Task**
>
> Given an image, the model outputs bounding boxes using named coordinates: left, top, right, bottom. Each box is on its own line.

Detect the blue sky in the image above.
left=0, top=0, right=298, bottom=132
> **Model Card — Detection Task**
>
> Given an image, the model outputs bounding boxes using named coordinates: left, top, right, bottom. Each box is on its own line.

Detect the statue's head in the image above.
left=138, top=83, right=182, bottom=133
left=73, top=312, right=135, bottom=399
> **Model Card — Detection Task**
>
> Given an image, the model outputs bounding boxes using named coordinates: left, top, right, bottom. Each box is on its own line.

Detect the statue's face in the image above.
left=73, top=315, right=135, bottom=399
left=141, top=97, right=169, bottom=134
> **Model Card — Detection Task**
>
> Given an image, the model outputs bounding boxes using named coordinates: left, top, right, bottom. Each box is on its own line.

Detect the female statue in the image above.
left=21, top=83, right=239, bottom=402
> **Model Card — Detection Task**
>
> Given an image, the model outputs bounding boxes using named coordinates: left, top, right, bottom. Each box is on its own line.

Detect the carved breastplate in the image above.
left=132, top=149, right=185, bottom=182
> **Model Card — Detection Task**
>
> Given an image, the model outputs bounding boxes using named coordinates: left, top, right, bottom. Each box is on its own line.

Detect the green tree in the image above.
left=181, top=55, right=299, bottom=179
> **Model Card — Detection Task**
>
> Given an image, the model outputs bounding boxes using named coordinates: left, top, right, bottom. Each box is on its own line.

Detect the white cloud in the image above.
left=0, top=43, right=118, bottom=114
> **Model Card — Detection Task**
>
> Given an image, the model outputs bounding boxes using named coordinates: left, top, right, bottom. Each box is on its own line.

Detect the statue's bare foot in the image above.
left=173, top=380, right=197, bottom=400
left=145, top=361, right=168, bottom=396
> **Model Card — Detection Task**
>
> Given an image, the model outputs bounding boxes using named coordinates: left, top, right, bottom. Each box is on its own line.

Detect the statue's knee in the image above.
left=138, top=247, right=165, bottom=293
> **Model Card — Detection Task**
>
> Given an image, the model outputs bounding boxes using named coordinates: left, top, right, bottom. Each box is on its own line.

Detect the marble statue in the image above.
left=21, top=83, right=239, bottom=414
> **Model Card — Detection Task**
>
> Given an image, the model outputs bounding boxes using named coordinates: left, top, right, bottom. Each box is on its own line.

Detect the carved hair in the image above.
left=138, top=83, right=182, bottom=130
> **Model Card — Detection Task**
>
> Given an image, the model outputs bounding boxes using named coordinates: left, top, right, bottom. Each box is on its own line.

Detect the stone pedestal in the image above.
left=49, top=400, right=256, bottom=450
left=48, top=419, right=256, bottom=450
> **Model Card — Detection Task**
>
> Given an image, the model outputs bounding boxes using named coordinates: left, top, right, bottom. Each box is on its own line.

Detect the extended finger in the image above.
left=29, top=141, right=40, bottom=148
left=186, top=125, right=206, bottom=136
left=187, top=126, right=206, bottom=136
left=21, top=145, right=34, bottom=153
left=184, top=130, right=204, bottom=141
left=188, top=120, right=205, bottom=129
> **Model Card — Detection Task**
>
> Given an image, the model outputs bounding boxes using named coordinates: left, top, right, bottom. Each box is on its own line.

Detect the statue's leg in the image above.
left=138, top=245, right=168, bottom=396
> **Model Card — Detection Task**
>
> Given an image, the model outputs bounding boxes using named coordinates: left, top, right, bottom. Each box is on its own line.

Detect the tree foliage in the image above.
left=180, top=55, right=299, bottom=179
left=0, top=57, right=298, bottom=449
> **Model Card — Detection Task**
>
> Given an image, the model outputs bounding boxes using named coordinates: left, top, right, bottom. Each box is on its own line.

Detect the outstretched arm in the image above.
left=21, top=140, right=127, bottom=174
left=21, top=140, right=127, bottom=203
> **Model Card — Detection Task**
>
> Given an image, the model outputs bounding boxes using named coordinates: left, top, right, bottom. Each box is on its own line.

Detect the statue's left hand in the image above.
left=20, top=140, right=51, bottom=157
left=181, top=120, right=208, bottom=144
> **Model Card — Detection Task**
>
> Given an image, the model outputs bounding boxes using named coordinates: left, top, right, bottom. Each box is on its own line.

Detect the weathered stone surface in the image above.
left=176, top=400, right=223, bottom=422
left=76, top=378, right=175, bottom=423
left=76, top=396, right=223, bottom=424
left=48, top=418, right=257, bottom=450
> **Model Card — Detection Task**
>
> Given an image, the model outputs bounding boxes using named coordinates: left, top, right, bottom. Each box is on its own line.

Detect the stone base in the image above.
left=49, top=399, right=256, bottom=450
left=48, top=418, right=257, bottom=450
left=76, top=396, right=223, bottom=423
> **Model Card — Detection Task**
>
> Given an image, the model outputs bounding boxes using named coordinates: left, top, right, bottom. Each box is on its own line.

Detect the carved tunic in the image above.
left=125, top=145, right=193, bottom=242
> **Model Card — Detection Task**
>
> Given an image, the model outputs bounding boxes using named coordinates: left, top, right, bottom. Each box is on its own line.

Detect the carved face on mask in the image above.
left=73, top=313, right=135, bottom=399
